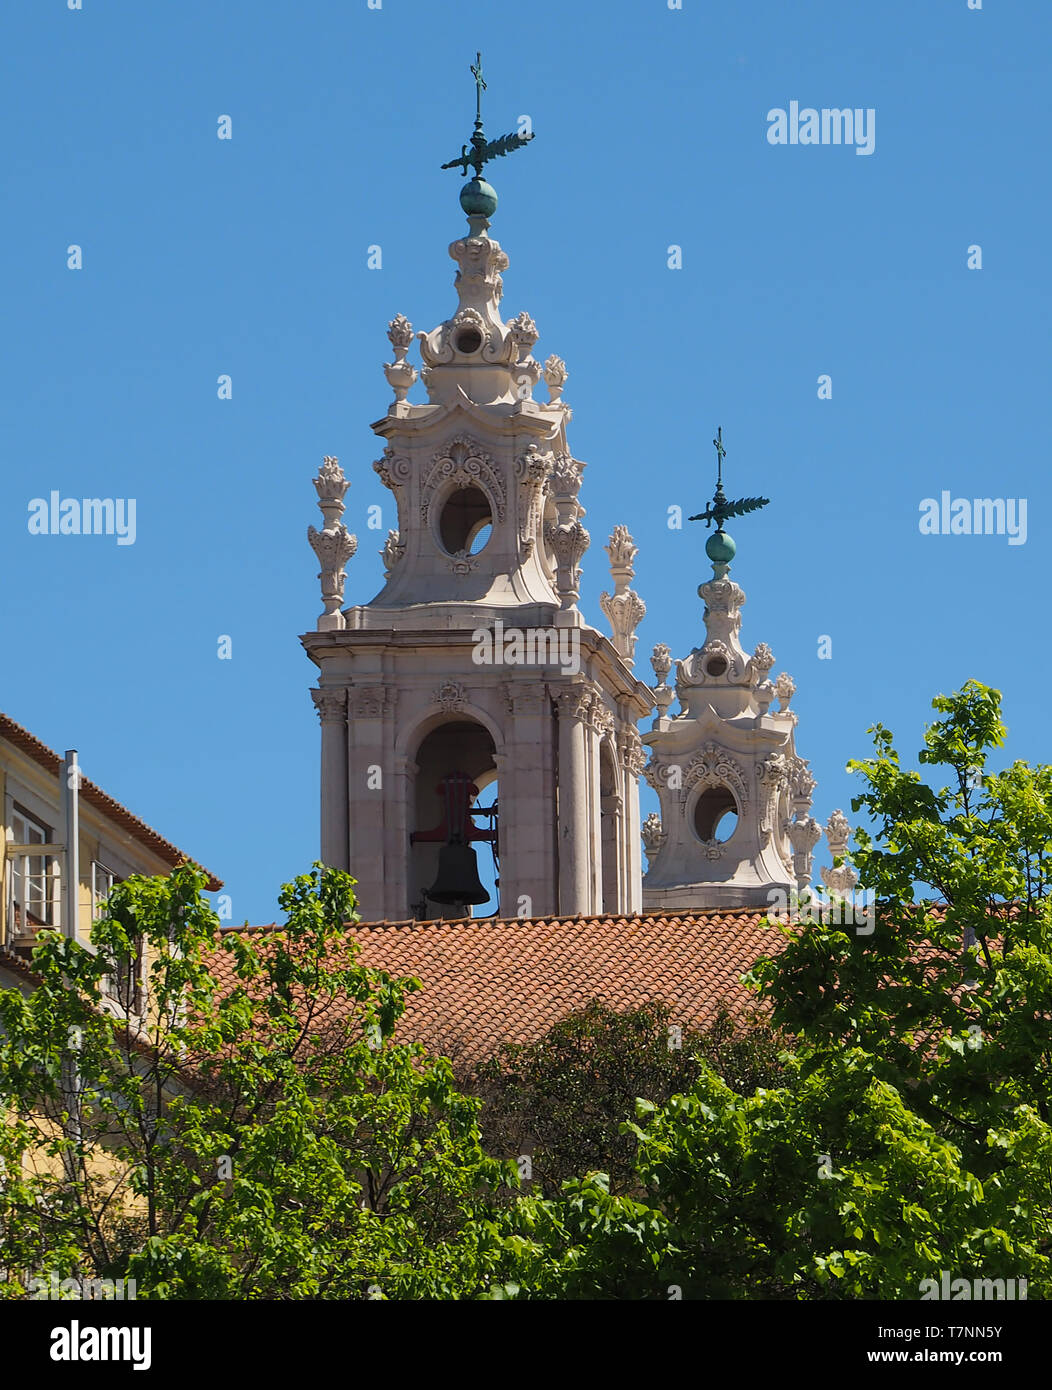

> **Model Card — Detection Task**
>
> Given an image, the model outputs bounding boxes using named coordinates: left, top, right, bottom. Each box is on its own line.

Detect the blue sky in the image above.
left=2, top=0, right=1047, bottom=925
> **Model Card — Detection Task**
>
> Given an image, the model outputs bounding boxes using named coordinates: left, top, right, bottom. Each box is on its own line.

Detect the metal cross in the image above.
left=713, top=426, right=726, bottom=488
left=471, top=52, right=486, bottom=125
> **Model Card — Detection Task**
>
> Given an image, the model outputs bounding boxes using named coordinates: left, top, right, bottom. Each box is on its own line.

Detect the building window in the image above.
left=9, top=807, right=56, bottom=931
left=91, top=861, right=119, bottom=919
left=102, top=937, right=145, bottom=1017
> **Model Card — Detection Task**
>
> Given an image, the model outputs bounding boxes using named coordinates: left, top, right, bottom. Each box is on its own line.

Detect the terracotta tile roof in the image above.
left=209, top=909, right=792, bottom=1060
left=1, top=711, right=222, bottom=890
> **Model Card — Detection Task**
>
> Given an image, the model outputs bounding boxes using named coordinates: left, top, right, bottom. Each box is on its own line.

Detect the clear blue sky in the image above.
left=2, top=1, right=1047, bottom=924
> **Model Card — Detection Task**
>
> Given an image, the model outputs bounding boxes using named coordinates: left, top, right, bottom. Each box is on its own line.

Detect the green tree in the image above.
left=0, top=863, right=516, bottom=1300
left=470, top=1000, right=787, bottom=1198
left=489, top=683, right=1052, bottom=1299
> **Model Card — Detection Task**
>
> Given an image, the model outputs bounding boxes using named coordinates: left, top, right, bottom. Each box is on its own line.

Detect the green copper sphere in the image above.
left=460, top=177, right=498, bottom=217
left=705, top=528, right=736, bottom=564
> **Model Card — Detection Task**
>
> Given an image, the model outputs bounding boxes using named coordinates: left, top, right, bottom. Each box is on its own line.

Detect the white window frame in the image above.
left=90, top=860, right=119, bottom=920
left=8, top=807, right=57, bottom=934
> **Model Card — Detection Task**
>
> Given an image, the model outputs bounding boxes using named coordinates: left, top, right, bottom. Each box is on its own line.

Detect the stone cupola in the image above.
left=301, top=62, right=653, bottom=922
left=641, top=435, right=821, bottom=909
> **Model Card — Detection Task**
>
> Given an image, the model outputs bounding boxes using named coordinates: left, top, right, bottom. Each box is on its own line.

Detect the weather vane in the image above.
left=440, top=51, right=534, bottom=183
left=688, top=428, right=769, bottom=571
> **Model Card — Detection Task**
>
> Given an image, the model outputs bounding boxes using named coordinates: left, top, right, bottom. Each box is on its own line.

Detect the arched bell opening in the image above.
left=599, top=741, right=622, bottom=913
left=436, top=485, right=493, bottom=558
left=693, top=784, right=739, bottom=845
left=409, top=720, right=498, bottom=920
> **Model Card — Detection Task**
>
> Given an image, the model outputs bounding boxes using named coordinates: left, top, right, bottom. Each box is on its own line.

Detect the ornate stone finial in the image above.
left=651, top=642, right=672, bottom=685
left=688, top=427, right=770, bottom=580
left=308, top=457, right=357, bottom=631
left=383, top=315, right=418, bottom=404
left=789, top=815, right=823, bottom=889
left=506, top=311, right=542, bottom=401
left=649, top=642, right=675, bottom=722
left=599, top=526, right=646, bottom=668
left=752, top=642, right=775, bottom=678
left=821, top=809, right=860, bottom=900
left=543, top=353, right=568, bottom=405
left=508, top=311, right=539, bottom=359
left=545, top=453, right=589, bottom=611
left=775, top=671, right=796, bottom=712
left=789, top=757, right=817, bottom=815
left=825, top=808, right=851, bottom=858
left=439, top=51, right=535, bottom=234
left=545, top=518, right=590, bottom=609
left=641, top=812, right=666, bottom=865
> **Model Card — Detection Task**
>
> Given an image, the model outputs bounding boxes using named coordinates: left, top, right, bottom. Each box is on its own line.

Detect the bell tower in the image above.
left=640, top=432, right=822, bottom=910
left=302, top=58, right=652, bottom=921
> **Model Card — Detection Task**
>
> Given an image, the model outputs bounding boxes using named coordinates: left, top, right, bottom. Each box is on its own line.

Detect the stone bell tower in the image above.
left=640, top=432, right=822, bottom=910
left=301, top=62, right=652, bottom=921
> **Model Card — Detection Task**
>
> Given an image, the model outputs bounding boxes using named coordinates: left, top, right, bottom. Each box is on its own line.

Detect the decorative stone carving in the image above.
left=348, top=686, right=389, bottom=719
left=682, top=743, right=749, bottom=808
left=383, top=314, right=418, bottom=403
left=757, top=753, right=789, bottom=793
left=548, top=451, right=584, bottom=500
left=448, top=550, right=479, bottom=575
left=421, top=436, right=506, bottom=524
left=380, top=529, right=405, bottom=578
left=620, top=726, right=647, bottom=779
left=545, top=518, right=590, bottom=607
left=757, top=753, right=789, bottom=844
left=599, top=526, right=646, bottom=668
left=308, top=456, right=357, bottom=631
left=641, top=812, right=665, bottom=864
left=449, top=234, right=509, bottom=311
left=310, top=688, right=347, bottom=723
left=515, top=443, right=553, bottom=557
left=557, top=686, right=593, bottom=724
left=433, top=681, right=466, bottom=713
left=699, top=575, right=746, bottom=634
left=372, top=444, right=412, bottom=495
left=591, top=701, right=615, bottom=738
left=543, top=354, right=568, bottom=405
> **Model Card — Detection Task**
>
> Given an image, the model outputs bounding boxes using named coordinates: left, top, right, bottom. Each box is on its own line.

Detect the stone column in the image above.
left=557, top=687, right=592, bottom=914
left=502, top=681, right=555, bottom=918
left=346, top=685, right=392, bottom=918
left=311, top=689, right=348, bottom=871
left=620, top=724, right=646, bottom=913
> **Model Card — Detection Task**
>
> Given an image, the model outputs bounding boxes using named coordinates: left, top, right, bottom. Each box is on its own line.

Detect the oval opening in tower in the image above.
left=694, top=785, right=738, bottom=843
left=439, top=485, right=493, bottom=557
left=706, top=655, right=728, bottom=678
left=454, top=327, right=483, bottom=354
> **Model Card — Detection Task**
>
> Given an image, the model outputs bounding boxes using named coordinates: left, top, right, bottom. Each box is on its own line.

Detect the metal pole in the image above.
left=61, top=749, right=80, bottom=939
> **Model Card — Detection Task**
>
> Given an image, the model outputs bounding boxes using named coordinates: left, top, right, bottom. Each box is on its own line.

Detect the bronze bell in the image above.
left=427, top=839, right=490, bottom=907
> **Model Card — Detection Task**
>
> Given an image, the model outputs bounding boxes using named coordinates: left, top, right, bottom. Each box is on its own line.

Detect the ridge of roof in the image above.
left=219, top=906, right=770, bottom=934
left=0, top=711, right=223, bottom=891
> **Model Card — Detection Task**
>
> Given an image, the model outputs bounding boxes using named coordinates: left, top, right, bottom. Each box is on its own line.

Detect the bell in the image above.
left=427, top=840, right=490, bottom=907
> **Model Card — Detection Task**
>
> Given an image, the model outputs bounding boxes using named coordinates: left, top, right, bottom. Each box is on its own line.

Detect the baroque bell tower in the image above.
left=640, top=432, right=823, bottom=910
left=301, top=58, right=652, bottom=922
